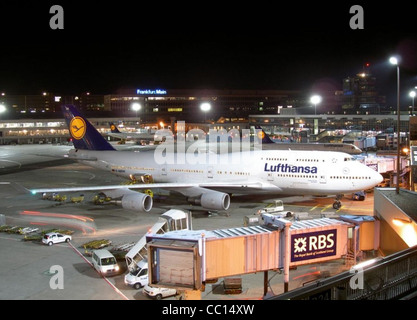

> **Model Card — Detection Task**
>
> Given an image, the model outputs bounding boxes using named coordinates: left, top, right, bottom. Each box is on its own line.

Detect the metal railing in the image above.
left=270, top=245, right=417, bottom=300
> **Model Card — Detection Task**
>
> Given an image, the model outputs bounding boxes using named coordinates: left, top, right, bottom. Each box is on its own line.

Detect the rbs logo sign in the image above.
left=291, top=229, right=337, bottom=263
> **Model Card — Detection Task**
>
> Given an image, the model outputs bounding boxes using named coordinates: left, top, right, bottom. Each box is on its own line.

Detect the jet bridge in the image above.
left=146, top=214, right=354, bottom=292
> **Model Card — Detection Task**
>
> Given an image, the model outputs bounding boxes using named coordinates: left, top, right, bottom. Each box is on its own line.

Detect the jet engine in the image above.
left=188, top=191, right=230, bottom=210
left=121, top=192, right=153, bottom=213
left=104, top=189, right=153, bottom=213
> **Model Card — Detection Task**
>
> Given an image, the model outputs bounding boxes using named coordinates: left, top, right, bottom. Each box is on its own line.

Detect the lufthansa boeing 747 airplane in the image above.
left=30, top=105, right=383, bottom=212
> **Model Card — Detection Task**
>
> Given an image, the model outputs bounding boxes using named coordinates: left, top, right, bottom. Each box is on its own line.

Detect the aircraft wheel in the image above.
left=333, top=201, right=342, bottom=210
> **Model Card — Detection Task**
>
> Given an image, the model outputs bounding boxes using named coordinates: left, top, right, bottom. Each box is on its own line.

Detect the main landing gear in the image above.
left=333, top=194, right=343, bottom=210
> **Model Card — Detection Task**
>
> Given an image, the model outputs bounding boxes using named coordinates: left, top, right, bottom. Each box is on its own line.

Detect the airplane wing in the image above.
left=29, top=180, right=281, bottom=195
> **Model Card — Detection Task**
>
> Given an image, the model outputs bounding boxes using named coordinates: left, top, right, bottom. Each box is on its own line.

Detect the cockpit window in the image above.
left=344, top=157, right=352, bottom=161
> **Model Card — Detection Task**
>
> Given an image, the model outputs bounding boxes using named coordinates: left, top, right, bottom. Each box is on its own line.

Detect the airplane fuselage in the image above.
left=69, top=148, right=381, bottom=196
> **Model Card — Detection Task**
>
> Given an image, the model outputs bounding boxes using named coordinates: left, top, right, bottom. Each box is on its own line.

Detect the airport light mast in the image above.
left=310, top=95, right=322, bottom=116
left=200, top=102, right=211, bottom=123
left=131, top=102, right=142, bottom=123
left=389, top=56, right=401, bottom=195
left=410, top=90, right=416, bottom=116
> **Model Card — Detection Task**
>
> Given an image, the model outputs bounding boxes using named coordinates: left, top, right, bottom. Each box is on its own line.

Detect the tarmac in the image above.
left=0, top=144, right=377, bottom=301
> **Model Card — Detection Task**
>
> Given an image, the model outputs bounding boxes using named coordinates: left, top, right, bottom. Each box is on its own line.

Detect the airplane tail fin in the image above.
left=255, top=126, right=275, bottom=144
left=109, top=122, right=121, bottom=133
left=62, top=105, right=116, bottom=151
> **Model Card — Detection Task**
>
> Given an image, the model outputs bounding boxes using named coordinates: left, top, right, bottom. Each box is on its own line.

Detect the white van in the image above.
left=92, top=249, right=120, bottom=276
left=124, top=260, right=148, bottom=289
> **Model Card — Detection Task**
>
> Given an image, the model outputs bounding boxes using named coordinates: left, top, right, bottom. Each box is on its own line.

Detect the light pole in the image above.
left=131, top=102, right=141, bottom=120
left=310, top=95, right=322, bottom=116
left=200, top=102, right=211, bottom=123
left=390, top=56, right=401, bottom=194
left=0, top=104, right=5, bottom=145
left=410, top=90, right=416, bottom=116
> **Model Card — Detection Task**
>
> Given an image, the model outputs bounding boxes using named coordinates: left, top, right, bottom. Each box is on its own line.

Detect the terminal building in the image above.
left=341, top=67, right=386, bottom=114
left=103, top=88, right=321, bottom=129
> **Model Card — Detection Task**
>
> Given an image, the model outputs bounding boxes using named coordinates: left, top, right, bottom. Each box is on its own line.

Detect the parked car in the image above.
left=42, top=232, right=72, bottom=246
left=143, top=285, right=177, bottom=300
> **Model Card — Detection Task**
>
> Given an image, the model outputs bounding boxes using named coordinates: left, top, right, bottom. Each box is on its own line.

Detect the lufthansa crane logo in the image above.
left=70, top=117, right=86, bottom=140
left=110, top=124, right=116, bottom=131
left=257, top=131, right=265, bottom=140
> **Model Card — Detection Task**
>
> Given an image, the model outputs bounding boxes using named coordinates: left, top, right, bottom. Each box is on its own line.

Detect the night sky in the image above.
left=1, top=2, right=417, bottom=106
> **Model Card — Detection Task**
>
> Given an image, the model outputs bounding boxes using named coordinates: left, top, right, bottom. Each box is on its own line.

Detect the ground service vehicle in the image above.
left=92, top=249, right=120, bottom=276
left=257, top=200, right=285, bottom=214
left=352, top=190, right=366, bottom=201
left=124, top=260, right=148, bottom=289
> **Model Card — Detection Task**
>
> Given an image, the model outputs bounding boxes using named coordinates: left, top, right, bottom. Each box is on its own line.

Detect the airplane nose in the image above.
left=364, top=165, right=383, bottom=188
left=372, top=170, right=383, bottom=185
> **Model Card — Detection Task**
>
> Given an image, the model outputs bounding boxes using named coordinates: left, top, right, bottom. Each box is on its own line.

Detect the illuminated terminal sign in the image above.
left=137, top=89, right=167, bottom=95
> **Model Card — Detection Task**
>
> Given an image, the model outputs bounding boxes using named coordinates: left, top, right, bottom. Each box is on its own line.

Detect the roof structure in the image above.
left=378, top=188, right=417, bottom=222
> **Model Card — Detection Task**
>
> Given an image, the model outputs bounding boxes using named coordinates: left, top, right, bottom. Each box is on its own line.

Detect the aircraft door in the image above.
left=207, top=167, right=214, bottom=178
left=161, top=165, right=167, bottom=176
left=267, top=172, right=274, bottom=181
left=319, top=175, right=327, bottom=184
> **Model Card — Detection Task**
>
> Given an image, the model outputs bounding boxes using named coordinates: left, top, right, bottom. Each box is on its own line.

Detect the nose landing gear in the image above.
left=333, top=194, right=343, bottom=210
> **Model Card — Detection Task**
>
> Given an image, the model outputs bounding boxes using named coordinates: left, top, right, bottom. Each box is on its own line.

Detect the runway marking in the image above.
left=321, top=205, right=332, bottom=212
left=67, top=241, right=129, bottom=300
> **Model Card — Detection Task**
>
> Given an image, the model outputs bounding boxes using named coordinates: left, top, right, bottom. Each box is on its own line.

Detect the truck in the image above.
left=124, top=259, right=149, bottom=289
